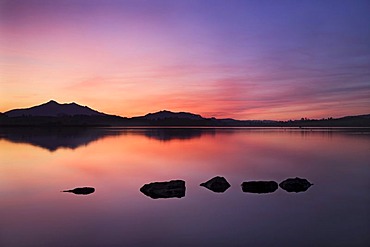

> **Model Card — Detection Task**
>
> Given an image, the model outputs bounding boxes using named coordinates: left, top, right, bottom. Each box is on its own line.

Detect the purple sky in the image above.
left=1, top=0, right=370, bottom=120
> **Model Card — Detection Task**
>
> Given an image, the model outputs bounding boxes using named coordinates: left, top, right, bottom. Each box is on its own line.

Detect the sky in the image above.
left=1, top=0, right=370, bottom=120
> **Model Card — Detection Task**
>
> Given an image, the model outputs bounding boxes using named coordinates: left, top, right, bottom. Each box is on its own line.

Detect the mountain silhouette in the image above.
left=5, top=100, right=106, bottom=117
left=142, top=110, right=203, bottom=120
left=1, top=100, right=370, bottom=127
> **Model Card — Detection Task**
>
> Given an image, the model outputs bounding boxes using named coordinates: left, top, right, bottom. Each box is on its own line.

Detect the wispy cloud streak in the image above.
left=1, top=0, right=370, bottom=119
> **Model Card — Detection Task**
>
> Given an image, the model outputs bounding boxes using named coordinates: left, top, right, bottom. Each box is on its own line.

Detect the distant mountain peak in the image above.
left=5, top=100, right=106, bottom=117
left=44, top=100, right=81, bottom=106
left=40, top=100, right=59, bottom=106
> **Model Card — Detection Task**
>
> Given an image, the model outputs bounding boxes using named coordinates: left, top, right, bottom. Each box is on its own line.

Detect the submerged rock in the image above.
left=63, top=187, right=95, bottom=195
left=279, top=177, right=313, bottom=192
left=200, top=176, right=231, bottom=193
left=140, top=180, right=186, bottom=199
left=241, top=181, right=278, bottom=194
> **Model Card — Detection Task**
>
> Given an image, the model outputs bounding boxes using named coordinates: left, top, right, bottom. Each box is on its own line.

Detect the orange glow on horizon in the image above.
left=1, top=96, right=369, bottom=121
left=1, top=1, right=369, bottom=121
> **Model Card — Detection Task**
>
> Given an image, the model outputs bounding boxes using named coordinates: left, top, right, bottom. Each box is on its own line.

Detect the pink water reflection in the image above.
left=0, top=128, right=369, bottom=246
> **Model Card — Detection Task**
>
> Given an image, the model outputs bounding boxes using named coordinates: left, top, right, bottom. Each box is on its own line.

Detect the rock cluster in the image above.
left=63, top=177, right=313, bottom=199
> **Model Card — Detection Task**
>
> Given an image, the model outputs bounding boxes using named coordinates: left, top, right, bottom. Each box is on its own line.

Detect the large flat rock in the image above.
left=140, top=180, right=186, bottom=199
left=241, top=181, right=278, bottom=194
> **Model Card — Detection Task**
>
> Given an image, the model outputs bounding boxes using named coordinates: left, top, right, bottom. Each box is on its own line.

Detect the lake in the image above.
left=0, top=127, right=369, bottom=247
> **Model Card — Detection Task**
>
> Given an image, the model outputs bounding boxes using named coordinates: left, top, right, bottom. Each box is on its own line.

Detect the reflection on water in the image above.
left=0, top=128, right=369, bottom=246
left=140, top=128, right=216, bottom=141
left=0, top=127, right=217, bottom=151
left=0, top=127, right=121, bottom=151
left=1, top=127, right=369, bottom=152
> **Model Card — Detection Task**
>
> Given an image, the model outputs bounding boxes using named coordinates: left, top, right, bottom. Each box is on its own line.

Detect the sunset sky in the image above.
left=1, top=0, right=369, bottom=120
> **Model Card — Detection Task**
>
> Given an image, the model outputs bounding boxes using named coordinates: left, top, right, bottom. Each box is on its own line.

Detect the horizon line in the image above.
left=2, top=99, right=369, bottom=122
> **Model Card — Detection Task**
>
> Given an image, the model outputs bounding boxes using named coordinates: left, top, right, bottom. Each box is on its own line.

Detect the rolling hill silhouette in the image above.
left=142, top=110, right=203, bottom=120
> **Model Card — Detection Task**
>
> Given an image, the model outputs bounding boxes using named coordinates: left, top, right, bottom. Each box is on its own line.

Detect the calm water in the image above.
left=1, top=128, right=369, bottom=247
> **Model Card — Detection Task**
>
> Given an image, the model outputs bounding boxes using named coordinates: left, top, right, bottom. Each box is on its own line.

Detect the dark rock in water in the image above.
left=63, top=187, right=95, bottom=195
left=200, top=176, right=231, bottom=193
left=140, top=180, right=186, bottom=199
left=279, top=177, right=313, bottom=192
left=241, top=181, right=278, bottom=194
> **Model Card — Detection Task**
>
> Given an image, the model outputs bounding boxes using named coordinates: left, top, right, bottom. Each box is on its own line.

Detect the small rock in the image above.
left=241, top=181, right=278, bottom=194
left=63, top=187, right=95, bottom=195
left=279, top=177, right=313, bottom=192
left=200, top=176, right=231, bottom=193
left=140, top=180, right=186, bottom=199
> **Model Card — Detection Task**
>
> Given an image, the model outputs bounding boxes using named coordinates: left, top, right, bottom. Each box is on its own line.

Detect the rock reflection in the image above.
left=241, top=181, right=278, bottom=194
left=140, top=180, right=186, bottom=199
left=279, top=177, right=313, bottom=193
left=200, top=176, right=231, bottom=193
left=63, top=187, right=95, bottom=195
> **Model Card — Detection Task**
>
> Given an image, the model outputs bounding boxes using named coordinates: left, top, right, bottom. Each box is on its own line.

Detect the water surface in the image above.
left=1, top=128, right=369, bottom=246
